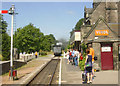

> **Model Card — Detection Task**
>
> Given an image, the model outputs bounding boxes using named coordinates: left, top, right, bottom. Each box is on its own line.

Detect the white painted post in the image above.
left=10, top=4, right=14, bottom=80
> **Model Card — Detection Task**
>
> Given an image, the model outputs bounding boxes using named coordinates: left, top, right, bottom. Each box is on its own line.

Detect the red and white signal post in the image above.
left=1, top=4, right=18, bottom=80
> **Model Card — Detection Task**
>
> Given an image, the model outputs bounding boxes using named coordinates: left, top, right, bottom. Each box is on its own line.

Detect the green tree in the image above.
left=75, top=18, right=84, bottom=30
left=41, top=34, right=56, bottom=51
left=0, top=14, right=10, bottom=60
left=2, top=33, right=10, bottom=60
left=14, top=23, right=43, bottom=53
left=70, top=18, right=84, bottom=39
left=0, top=15, right=8, bottom=34
left=14, top=23, right=56, bottom=54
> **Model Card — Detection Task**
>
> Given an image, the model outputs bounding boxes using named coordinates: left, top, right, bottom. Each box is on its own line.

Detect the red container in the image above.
left=9, top=70, right=17, bottom=77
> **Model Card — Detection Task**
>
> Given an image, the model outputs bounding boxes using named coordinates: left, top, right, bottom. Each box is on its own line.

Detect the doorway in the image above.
left=101, top=43, right=113, bottom=70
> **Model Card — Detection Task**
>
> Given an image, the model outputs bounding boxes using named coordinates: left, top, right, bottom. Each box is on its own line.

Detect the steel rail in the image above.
left=49, top=58, right=59, bottom=85
left=27, top=57, right=60, bottom=85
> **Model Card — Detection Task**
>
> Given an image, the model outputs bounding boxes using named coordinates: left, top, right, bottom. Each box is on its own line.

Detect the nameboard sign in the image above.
left=101, top=47, right=111, bottom=52
left=95, top=30, right=109, bottom=36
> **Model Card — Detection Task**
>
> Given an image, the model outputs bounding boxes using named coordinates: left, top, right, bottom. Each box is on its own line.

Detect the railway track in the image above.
left=26, top=57, right=60, bottom=85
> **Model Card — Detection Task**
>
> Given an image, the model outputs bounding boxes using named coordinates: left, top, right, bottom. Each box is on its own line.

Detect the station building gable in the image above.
left=83, top=17, right=119, bottom=70
left=84, top=17, right=118, bottom=42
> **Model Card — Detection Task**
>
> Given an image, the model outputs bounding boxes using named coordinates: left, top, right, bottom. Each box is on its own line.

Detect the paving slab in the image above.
left=61, top=58, right=118, bottom=85
left=61, top=58, right=82, bottom=84
left=92, top=70, right=118, bottom=84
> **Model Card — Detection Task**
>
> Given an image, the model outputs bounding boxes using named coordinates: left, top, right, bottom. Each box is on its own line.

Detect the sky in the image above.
left=1, top=2, right=93, bottom=40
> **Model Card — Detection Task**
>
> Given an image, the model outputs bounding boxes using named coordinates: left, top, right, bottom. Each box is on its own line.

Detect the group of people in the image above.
left=65, top=48, right=80, bottom=66
left=65, top=44, right=95, bottom=84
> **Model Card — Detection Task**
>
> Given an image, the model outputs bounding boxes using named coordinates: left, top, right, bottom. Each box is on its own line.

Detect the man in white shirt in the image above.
left=74, top=49, right=79, bottom=66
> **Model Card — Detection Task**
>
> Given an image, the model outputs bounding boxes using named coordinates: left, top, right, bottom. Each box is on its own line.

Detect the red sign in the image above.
left=0, top=10, right=8, bottom=14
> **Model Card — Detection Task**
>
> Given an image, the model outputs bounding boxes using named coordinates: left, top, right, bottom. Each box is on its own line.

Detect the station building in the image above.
left=70, top=30, right=81, bottom=51
left=82, top=1, right=119, bottom=70
left=70, top=1, right=120, bottom=70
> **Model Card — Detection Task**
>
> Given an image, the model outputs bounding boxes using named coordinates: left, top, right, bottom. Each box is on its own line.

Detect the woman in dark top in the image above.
left=85, top=48, right=92, bottom=83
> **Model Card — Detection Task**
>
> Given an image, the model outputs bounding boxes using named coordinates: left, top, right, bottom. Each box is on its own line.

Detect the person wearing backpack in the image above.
left=88, top=44, right=95, bottom=79
left=85, top=48, right=92, bottom=84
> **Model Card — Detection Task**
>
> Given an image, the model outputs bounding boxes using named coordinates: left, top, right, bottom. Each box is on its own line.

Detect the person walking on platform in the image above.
left=74, top=49, right=79, bottom=66
left=71, top=49, right=75, bottom=65
left=69, top=49, right=72, bottom=64
left=35, top=51, right=38, bottom=58
left=85, top=48, right=92, bottom=84
left=66, top=49, right=70, bottom=64
left=88, top=44, right=95, bottom=79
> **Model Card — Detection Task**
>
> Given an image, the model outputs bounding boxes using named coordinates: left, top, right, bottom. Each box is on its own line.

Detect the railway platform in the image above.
left=1, top=56, right=119, bottom=85
left=1, top=54, right=54, bottom=85
left=61, top=58, right=118, bottom=85
left=61, top=58, right=82, bottom=84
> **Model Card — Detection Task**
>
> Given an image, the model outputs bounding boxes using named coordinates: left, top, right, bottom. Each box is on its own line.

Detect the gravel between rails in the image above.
left=27, top=59, right=60, bottom=85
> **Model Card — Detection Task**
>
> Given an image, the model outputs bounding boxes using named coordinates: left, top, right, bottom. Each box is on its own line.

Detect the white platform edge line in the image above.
left=59, top=57, right=62, bottom=86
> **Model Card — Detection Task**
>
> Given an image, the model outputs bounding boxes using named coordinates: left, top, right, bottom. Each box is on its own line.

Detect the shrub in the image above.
left=0, top=54, right=2, bottom=61
left=79, top=43, right=87, bottom=71
left=39, top=50, right=47, bottom=56
left=79, top=58, right=85, bottom=71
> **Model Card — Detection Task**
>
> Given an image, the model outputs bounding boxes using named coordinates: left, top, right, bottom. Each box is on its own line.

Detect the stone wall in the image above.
left=81, top=1, right=119, bottom=70
left=91, top=2, right=106, bottom=25
left=87, top=18, right=118, bottom=41
left=81, top=25, right=91, bottom=41
left=118, top=1, right=120, bottom=37
left=105, top=2, right=118, bottom=23
left=92, top=42, right=119, bottom=70
left=92, top=43, right=101, bottom=69
left=0, top=61, right=26, bottom=75
left=113, top=42, right=119, bottom=70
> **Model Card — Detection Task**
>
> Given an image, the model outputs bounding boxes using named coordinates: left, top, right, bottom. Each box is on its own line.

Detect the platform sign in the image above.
left=95, top=30, right=109, bottom=36
left=101, top=47, right=111, bottom=52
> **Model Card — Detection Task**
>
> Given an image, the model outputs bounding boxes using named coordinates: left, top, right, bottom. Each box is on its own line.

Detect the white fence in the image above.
left=19, top=53, right=35, bottom=62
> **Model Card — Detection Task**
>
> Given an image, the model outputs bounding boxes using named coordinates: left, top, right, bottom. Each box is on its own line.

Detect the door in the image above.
left=101, top=43, right=113, bottom=70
